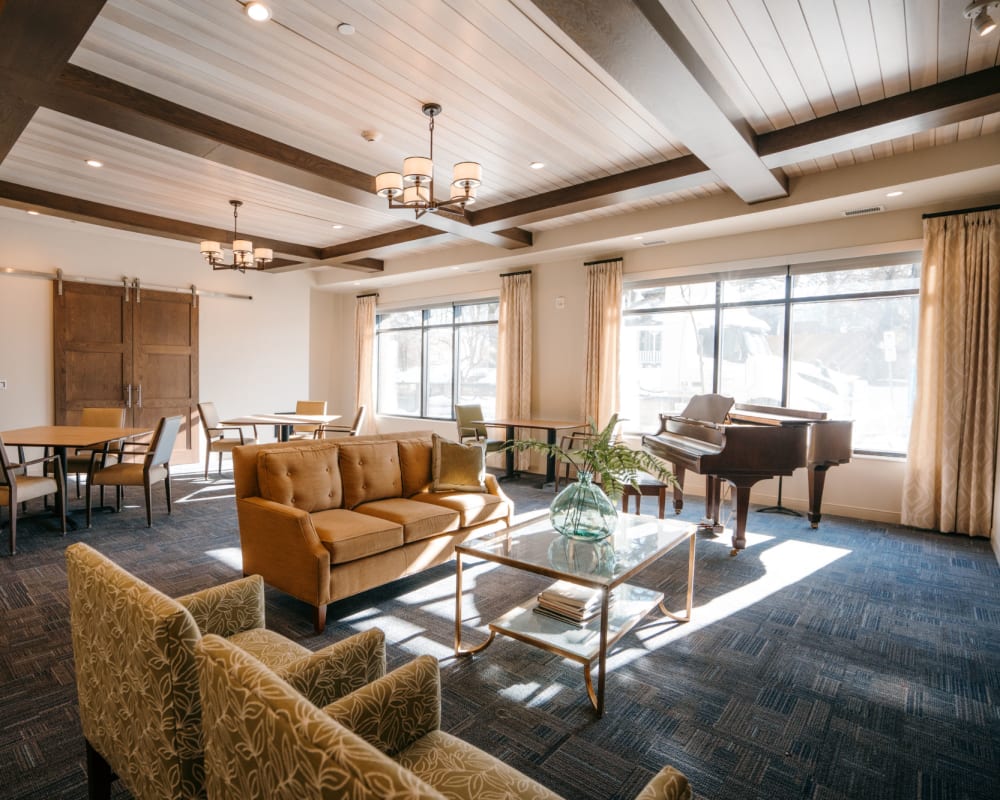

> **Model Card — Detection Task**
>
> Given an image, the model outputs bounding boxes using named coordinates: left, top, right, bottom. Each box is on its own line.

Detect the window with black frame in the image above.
left=619, top=257, right=921, bottom=456
left=376, top=300, right=499, bottom=420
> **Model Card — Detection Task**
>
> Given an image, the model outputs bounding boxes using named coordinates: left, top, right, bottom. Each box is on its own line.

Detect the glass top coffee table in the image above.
left=454, top=513, right=697, bottom=716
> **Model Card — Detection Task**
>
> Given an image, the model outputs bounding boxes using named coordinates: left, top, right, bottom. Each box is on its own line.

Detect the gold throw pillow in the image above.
left=431, top=434, right=486, bottom=493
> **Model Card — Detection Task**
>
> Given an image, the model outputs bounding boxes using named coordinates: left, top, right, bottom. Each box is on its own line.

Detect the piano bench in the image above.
left=621, top=473, right=669, bottom=518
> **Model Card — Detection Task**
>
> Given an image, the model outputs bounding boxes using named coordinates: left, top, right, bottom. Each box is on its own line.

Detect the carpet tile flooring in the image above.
left=0, top=466, right=998, bottom=799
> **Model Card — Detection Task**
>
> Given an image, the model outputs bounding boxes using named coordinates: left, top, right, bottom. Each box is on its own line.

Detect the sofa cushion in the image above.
left=413, top=491, right=508, bottom=528
left=311, top=508, right=404, bottom=565
left=397, top=437, right=433, bottom=497
left=397, top=729, right=562, bottom=800
left=355, top=498, right=460, bottom=544
left=339, top=442, right=403, bottom=509
left=431, top=434, right=486, bottom=493
left=256, top=444, right=342, bottom=512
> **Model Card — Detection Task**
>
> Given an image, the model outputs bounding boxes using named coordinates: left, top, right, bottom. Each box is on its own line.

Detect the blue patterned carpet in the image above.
left=1, top=467, right=998, bottom=799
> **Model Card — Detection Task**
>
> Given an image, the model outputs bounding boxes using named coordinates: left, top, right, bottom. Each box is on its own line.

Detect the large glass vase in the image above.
left=549, top=471, right=618, bottom=541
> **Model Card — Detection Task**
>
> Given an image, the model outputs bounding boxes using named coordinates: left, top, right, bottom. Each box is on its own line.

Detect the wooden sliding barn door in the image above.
left=54, top=280, right=199, bottom=464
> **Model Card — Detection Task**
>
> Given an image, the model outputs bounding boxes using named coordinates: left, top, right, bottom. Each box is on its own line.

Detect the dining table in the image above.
left=476, top=417, right=585, bottom=487
left=1, top=424, right=154, bottom=526
left=221, top=412, right=341, bottom=442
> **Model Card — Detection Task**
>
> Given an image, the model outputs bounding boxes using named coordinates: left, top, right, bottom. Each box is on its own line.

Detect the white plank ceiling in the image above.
left=0, top=0, right=997, bottom=280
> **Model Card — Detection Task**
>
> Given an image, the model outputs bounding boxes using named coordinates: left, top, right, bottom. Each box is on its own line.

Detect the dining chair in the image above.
left=454, top=403, right=504, bottom=454
left=553, top=430, right=598, bottom=492
left=0, top=436, right=66, bottom=555
left=314, top=405, right=366, bottom=439
left=86, top=415, right=182, bottom=528
left=288, top=399, right=327, bottom=440
left=63, top=407, right=127, bottom=498
left=198, top=401, right=257, bottom=478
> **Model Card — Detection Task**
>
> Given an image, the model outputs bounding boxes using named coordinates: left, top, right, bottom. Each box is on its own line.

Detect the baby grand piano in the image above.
left=641, top=395, right=852, bottom=553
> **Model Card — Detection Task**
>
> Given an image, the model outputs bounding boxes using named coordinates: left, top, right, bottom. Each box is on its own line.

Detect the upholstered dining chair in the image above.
left=64, top=406, right=127, bottom=498
left=288, top=399, right=327, bottom=440
left=313, top=405, right=366, bottom=439
left=196, top=635, right=692, bottom=800
left=66, top=542, right=386, bottom=800
left=454, top=403, right=504, bottom=455
left=86, top=415, right=181, bottom=528
left=0, top=437, right=65, bottom=555
left=197, top=402, right=257, bottom=478
left=553, top=430, right=598, bottom=492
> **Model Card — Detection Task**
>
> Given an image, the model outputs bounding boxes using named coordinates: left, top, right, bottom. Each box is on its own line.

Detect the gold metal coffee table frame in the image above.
left=454, top=513, right=697, bottom=716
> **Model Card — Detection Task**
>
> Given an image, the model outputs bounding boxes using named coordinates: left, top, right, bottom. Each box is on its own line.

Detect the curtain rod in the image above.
left=356, top=292, right=378, bottom=298
left=0, top=266, right=253, bottom=300
left=922, top=202, right=1000, bottom=219
left=584, top=257, right=623, bottom=266
left=499, top=269, right=532, bottom=277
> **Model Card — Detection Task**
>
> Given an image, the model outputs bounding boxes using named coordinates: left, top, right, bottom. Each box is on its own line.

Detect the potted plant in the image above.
left=504, top=414, right=677, bottom=541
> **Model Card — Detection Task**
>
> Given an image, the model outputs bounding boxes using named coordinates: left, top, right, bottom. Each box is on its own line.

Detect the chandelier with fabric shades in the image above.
left=374, top=103, right=481, bottom=219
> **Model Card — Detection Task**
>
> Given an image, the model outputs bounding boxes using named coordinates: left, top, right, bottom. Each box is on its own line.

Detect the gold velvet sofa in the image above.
left=198, top=634, right=693, bottom=800
left=233, top=431, right=513, bottom=632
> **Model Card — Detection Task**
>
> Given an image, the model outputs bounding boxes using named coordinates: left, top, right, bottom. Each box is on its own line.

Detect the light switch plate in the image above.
left=0, top=378, right=6, bottom=390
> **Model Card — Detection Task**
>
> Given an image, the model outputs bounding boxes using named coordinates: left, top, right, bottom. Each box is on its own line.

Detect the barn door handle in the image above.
left=137, top=384, right=143, bottom=408
left=126, top=384, right=132, bottom=408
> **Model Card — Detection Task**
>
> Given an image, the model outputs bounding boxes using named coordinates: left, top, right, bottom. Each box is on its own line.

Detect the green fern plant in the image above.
left=503, top=414, right=677, bottom=500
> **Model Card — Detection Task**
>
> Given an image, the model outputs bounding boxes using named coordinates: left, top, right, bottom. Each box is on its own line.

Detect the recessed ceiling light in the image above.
left=886, top=190, right=904, bottom=197
left=530, top=161, right=545, bottom=170
left=245, top=2, right=270, bottom=22
left=26, top=210, right=40, bottom=215
left=632, top=235, right=644, bottom=240
left=450, top=266, right=460, bottom=270
left=337, top=22, right=355, bottom=35
left=85, top=159, right=103, bottom=168
left=353, top=281, right=361, bottom=286
left=332, top=224, right=344, bottom=229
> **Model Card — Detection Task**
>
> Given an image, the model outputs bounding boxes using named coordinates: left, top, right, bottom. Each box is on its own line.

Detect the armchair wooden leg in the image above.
left=86, top=483, right=93, bottom=529
left=314, top=604, right=327, bottom=634
left=85, top=739, right=114, bottom=800
left=204, top=450, right=210, bottom=480
left=217, top=451, right=223, bottom=475
left=164, top=470, right=172, bottom=515
left=144, top=482, right=153, bottom=527
left=6, top=502, right=15, bottom=555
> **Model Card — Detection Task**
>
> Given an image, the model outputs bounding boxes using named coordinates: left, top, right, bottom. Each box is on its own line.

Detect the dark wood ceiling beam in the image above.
left=0, top=180, right=322, bottom=261
left=469, top=154, right=711, bottom=228
left=526, top=0, right=786, bottom=204
left=320, top=228, right=447, bottom=261
left=758, top=66, right=1000, bottom=168
left=4, top=65, right=531, bottom=250
left=0, top=0, right=106, bottom=161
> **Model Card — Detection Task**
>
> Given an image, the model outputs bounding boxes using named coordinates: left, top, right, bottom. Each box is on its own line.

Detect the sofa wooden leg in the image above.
left=85, top=740, right=114, bottom=800
left=314, top=604, right=327, bottom=634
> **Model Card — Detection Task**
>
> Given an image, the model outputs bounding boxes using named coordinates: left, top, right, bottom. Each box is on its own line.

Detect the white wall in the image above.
left=0, top=210, right=315, bottom=459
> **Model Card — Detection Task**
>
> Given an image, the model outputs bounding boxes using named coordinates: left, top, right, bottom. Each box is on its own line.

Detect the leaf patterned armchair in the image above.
left=196, top=634, right=692, bottom=800
left=66, top=542, right=386, bottom=800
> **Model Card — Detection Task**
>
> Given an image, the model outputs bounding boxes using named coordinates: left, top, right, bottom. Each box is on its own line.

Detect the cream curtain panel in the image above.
left=354, top=294, right=377, bottom=436
left=902, top=209, right=999, bottom=537
left=583, top=258, right=623, bottom=429
left=496, top=271, right=532, bottom=470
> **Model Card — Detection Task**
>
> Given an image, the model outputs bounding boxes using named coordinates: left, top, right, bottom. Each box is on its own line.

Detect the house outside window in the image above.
left=376, top=300, right=499, bottom=419
left=619, top=258, right=921, bottom=455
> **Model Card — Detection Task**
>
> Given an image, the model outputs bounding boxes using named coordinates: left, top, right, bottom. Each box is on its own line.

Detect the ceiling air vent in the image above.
left=640, top=239, right=668, bottom=246
left=841, top=204, right=885, bottom=217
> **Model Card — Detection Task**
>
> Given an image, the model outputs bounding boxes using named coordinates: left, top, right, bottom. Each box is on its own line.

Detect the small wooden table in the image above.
left=476, top=417, right=584, bottom=485
left=221, top=413, right=341, bottom=442
left=1, top=425, right=153, bottom=524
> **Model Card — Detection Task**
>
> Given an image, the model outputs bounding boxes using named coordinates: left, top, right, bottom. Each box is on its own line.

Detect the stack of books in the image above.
left=534, top=580, right=613, bottom=627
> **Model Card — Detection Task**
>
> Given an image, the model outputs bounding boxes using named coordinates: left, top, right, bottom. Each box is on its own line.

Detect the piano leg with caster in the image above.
left=671, top=465, right=686, bottom=514
left=807, top=465, right=831, bottom=529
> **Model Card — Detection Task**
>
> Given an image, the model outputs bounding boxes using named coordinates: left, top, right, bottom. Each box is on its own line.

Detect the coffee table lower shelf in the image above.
left=489, top=583, right=663, bottom=710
